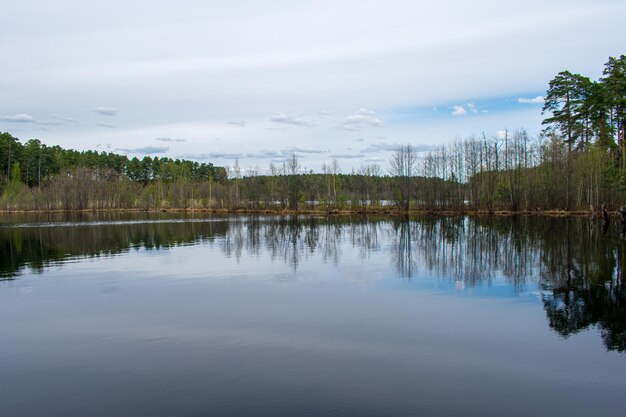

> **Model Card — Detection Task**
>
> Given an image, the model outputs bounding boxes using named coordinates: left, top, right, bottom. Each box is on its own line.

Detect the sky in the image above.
left=1, top=0, right=624, bottom=173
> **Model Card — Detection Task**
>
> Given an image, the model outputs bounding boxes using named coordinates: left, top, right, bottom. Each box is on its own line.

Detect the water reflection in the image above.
left=1, top=214, right=625, bottom=353
left=392, top=219, right=415, bottom=278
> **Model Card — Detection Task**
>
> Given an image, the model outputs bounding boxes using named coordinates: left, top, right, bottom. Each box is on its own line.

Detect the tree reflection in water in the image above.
left=392, top=218, right=415, bottom=278
left=0, top=213, right=624, bottom=353
left=540, top=221, right=626, bottom=352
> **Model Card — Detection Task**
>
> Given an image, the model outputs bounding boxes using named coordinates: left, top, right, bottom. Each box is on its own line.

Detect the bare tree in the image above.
left=390, top=144, right=417, bottom=211
left=286, top=153, right=300, bottom=175
left=286, top=153, right=301, bottom=209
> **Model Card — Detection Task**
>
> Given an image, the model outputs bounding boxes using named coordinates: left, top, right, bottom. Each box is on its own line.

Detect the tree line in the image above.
left=0, top=133, right=225, bottom=187
left=0, top=133, right=450, bottom=211
left=413, top=54, right=625, bottom=212
left=0, top=133, right=227, bottom=210
left=1, top=54, right=624, bottom=212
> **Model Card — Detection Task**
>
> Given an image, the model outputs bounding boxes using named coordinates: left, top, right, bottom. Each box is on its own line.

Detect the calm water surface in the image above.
left=0, top=213, right=625, bottom=416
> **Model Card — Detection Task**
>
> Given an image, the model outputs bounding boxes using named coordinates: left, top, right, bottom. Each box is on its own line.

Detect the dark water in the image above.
left=1, top=213, right=625, bottom=417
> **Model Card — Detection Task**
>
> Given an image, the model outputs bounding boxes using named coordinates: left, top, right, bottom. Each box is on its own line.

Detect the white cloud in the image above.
left=452, top=105, right=467, bottom=116
left=181, top=152, right=242, bottom=160
left=518, top=96, right=544, bottom=104
left=243, top=147, right=324, bottom=159
left=270, top=113, right=316, bottom=127
left=361, top=142, right=437, bottom=153
left=50, top=114, right=77, bottom=123
left=496, top=129, right=509, bottom=139
left=466, top=103, right=478, bottom=113
left=284, top=146, right=325, bottom=154
left=227, top=120, right=246, bottom=127
left=97, top=122, right=117, bottom=128
left=116, top=145, right=169, bottom=154
left=156, top=137, right=186, bottom=142
left=341, top=108, right=383, bottom=131
left=38, top=115, right=78, bottom=126
left=94, top=106, right=118, bottom=116
left=0, top=113, right=35, bottom=123
left=38, top=120, right=64, bottom=126
left=361, top=142, right=436, bottom=153
left=246, top=150, right=284, bottom=159
left=364, top=156, right=386, bottom=163
left=330, top=153, right=364, bottom=159
left=361, top=142, right=400, bottom=153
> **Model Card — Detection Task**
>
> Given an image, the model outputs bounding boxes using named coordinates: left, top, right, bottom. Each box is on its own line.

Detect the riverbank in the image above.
left=0, top=207, right=597, bottom=217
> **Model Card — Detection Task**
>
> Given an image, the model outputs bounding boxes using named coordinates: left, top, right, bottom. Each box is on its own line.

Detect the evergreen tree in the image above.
left=542, top=71, right=593, bottom=153
left=600, top=55, right=626, bottom=164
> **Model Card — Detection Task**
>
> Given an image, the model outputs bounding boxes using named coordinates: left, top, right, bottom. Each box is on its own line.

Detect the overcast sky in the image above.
left=1, top=0, right=624, bottom=172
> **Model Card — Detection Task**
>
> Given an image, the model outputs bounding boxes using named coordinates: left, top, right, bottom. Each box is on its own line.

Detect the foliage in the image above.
left=0, top=132, right=224, bottom=188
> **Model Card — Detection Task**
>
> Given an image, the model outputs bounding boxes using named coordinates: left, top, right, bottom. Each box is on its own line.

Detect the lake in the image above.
left=0, top=213, right=625, bottom=417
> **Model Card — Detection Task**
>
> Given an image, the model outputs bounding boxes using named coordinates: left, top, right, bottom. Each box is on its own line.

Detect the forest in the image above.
left=0, top=54, right=624, bottom=213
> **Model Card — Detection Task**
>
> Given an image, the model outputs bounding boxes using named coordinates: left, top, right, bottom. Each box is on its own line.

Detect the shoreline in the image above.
left=0, top=207, right=597, bottom=217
